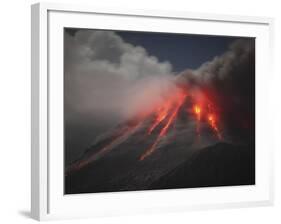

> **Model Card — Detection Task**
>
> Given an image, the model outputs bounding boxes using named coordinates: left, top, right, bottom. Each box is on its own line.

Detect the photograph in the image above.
left=64, top=28, right=255, bottom=194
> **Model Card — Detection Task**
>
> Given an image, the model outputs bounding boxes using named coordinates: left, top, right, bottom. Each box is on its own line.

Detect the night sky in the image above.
left=66, top=28, right=240, bottom=72
left=117, top=31, right=239, bottom=72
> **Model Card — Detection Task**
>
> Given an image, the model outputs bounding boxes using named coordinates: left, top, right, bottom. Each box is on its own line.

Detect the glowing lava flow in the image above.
left=140, top=92, right=186, bottom=161
left=191, top=97, right=223, bottom=142
left=159, top=95, right=186, bottom=137
left=139, top=136, right=162, bottom=161
left=147, top=101, right=172, bottom=135
left=194, top=105, right=201, bottom=119
left=193, top=104, right=202, bottom=140
left=207, top=113, right=222, bottom=140
left=66, top=121, right=143, bottom=174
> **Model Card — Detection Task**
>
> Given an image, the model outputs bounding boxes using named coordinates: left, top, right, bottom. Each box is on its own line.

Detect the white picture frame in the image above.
left=31, top=2, right=274, bottom=221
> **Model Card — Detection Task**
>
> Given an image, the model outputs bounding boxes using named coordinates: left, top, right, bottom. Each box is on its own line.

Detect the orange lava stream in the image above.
left=139, top=136, right=162, bottom=161
left=207, top=114, right=222, bottom=140
left=147, top=102, right=172, bottom=135
left=140, top=93, right=186, bottom=160
left=66, top=122, right=143, bottom=174
left=193, top=104, right=202, bottom=140
left=159, top=94, right=186, bottom=137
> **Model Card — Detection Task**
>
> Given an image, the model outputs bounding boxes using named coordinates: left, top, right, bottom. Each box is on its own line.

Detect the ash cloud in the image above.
left=178, top=39, right=254, bottom=84
left=64, top=30, right=176, bottom=164
left=178, top=39, right=255, bottom=140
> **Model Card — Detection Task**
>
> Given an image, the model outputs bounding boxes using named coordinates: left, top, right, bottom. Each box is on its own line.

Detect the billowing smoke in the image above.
left=64, top=30, right=176, bottom=163
left=178, top=39, right=254, bottom=83
left=64, top=30, right=176, bottom=121
left=177, top=39, right=255, bottom=141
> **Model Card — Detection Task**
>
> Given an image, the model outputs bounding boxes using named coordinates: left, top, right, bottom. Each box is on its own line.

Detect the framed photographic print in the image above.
left=31, top=2, right=274, bottom=221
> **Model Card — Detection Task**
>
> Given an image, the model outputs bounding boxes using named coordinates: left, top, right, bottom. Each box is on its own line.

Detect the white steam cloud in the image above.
left=65, top=30, right=175, bottom=124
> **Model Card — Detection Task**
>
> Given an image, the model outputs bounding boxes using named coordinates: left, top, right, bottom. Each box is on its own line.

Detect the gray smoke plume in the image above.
left=177, top=39, right=254, bottom=85
left=177, top=38, right=255, bottom=140
left=64, top=30, right=177, bottom=164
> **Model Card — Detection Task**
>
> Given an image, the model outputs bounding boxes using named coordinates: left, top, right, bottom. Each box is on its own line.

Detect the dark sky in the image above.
left=66, top=28, right=240, bottom=72
left=116, top=31, right=239, bottom=72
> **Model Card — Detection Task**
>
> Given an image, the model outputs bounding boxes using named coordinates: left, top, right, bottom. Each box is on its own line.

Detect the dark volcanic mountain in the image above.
left=65, top=113, right=254, bottom=194
left=65, top=114, right=201, bottom=194
left=150, top=142, right=255, bottom=190
left=65, top=86, right=255, bottom=194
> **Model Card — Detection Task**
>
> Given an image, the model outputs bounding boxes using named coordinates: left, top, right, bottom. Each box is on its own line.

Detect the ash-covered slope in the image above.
left=150, top=142, right=255, bottom=190
left=65, top=84, right=253, bottom=194
left=65, top=115, right=201, bottom=194
left=65, top=97, right=222, bottom=194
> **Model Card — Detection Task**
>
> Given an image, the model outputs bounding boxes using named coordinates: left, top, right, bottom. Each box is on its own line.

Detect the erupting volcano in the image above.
left=140, top=86, right=223, bottom=160
left=67, top=83, right=224, bottom=175
left=65, top=79, right=255, bottom=194
left=64, top=28, right=255, bottom=194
